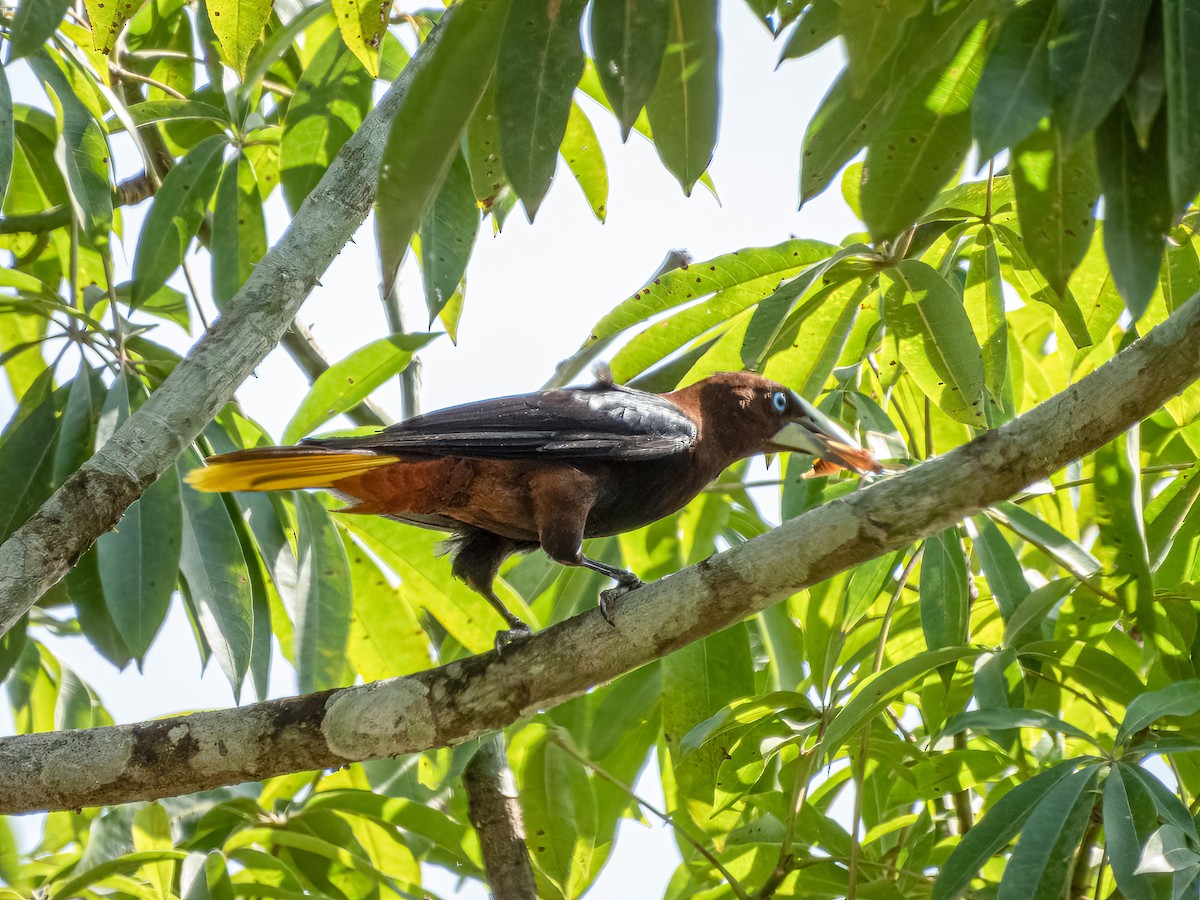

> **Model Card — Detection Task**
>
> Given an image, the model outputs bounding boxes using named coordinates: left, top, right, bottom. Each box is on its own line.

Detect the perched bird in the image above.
left=188, top=371, right=880, bottom=650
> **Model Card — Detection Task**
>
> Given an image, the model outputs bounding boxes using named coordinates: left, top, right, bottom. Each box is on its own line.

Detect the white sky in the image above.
left=1, top=6, right=853, bottom=896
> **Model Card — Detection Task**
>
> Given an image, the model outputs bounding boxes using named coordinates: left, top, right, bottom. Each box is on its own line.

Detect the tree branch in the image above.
left=463, top=735, right=538, bottom=899
left=2, top=294, right=1200, bottom=815
left=0, top=13, right=454, bottom=633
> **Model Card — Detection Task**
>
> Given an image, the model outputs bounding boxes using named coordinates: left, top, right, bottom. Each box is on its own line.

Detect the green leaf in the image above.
left=572, top=239, right=836, bottom=378
left=998, top=578, right=1075, bottom=648
left=1163, top=227, right=1200, bottom=314
left=419, top=150, right=480, bottom=322
left=989, top=500, right=1102, bottom=582
left=82, top=0, right=147, bottom=54
left=118, top=99, right=230, bottom=129
left=1095, top=102, right=1173, bottom=318
left=342, top=532, right=431, bottom=681
left=282, top=333, right=436, bottom=443
left=48, top=850, right=189, bottom=900
left=292, top=492, right=352, bottom=693
left=132, top=133, right=227, bottom=306
left=589, top=0, right=670, bottom=138
left=496, top=0, right=586, bottom=218
left=281, top=30, right=372, bottom=213
left=644, top=0, right=719, bottom=194
left=70, top=547, right=131, bottom=669
left=920, top=528, right=970, bottom=651
left=211, top=152, right=266, bottom=308
left=941, top=707, right=1099, bottom=745
left=819, top=646, right=982, bottom=759
left=1094, top=428, right=1153, bottom=595
left=510, top=725, right=598, bottom=897
left=963, top=226, right=1008, bottom=397
left=1012, top=121, right=1100, bottom=299
left=54, top=363, right=103, bottom=486
left=30, top=52, right=113, bottom=245
left=376, top=0, right=510, bottom=295
left=6, top=0, right=72, bottom=59
left=560, top=101, right=608, bottom=223
left=337, top=515, right=506, bottom=652
left=1050, top=0, right=1153, bottom=148
left=464, top=76, right=511, bottom=217
left=207, top=0, right=273, bottom=75
left=779, top=0, right=839, bottom=62
left=933, top=762, right=1082, bottom=900
left=331, top=0, right=389, bottom=77
left=799, top=71, right=892, bottom=206
left=99, top=466, right=183, bottom=661
left=663, top=623, right=755, bottom=831
left=860, top=22, right=985, bottom=243
left=969, top=514, right=1029, bottom=620
left=1105, top=763, right=1174, bottom=900
left=0, top=65, right=12, bottom=211
left=762, top=277, right=870, bottom=397
left=179, top=451, right=253, bottom=699
left=993, top=224, right=1093, bottom=347
left=1118, top=680, right=1200, bottom=745
left=838, top=0, right=922, bottom=94
left=1135, top=825, right=1200, bottom=880
left=0, top=384, right=59, bottom=544
left=882, top=259, right=986, bottom=427
left=1164, top=0, right=1200, bottom=211
left=997, top=766, right=1101, bottom=900
left=972, top=0, right=1055, bottom=160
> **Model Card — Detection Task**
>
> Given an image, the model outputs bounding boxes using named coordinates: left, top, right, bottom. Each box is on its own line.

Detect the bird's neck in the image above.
left=665, top=383, right=760, bottom=477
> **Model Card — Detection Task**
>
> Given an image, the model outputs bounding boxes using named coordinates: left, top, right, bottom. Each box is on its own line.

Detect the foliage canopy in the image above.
left=3, top=0, right=1200, bottom=897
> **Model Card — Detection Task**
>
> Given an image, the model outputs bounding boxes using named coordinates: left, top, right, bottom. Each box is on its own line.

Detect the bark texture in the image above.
left=2, top=294, right=1200, bottom=815
left=464, top=735, right=538, bottom=899
left=0, top=15, right=452, bottom=635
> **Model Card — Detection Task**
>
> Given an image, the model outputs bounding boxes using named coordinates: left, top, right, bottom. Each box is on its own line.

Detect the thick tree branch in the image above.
left=0, top=15, right=453, bottom=633
left=463, top=735, right=538, bottom=899
left=2, top=295, right=1200, bottom=816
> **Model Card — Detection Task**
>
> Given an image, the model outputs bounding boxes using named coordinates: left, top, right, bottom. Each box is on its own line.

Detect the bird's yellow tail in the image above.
left=186, top=447, right=397, bottom=493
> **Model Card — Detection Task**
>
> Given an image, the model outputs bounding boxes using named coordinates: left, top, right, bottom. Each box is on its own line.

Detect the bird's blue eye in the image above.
left=771, top=391, right=788, bottom=412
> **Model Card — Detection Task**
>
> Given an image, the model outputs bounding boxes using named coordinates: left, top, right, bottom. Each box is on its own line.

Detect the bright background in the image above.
left=0, top=7, right=855, bottom=895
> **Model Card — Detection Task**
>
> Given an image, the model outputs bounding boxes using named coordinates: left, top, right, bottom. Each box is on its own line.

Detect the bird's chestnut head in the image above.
left=676, top=372, right=882, bottom=475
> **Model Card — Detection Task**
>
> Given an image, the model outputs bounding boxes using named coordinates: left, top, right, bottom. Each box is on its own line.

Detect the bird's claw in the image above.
left=598, top=579, right=642, bottom=626
left=494, top=623, right=533, bottom=655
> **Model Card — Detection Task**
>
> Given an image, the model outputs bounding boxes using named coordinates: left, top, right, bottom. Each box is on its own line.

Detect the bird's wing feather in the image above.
left=303, top=385, right=697, bottom=460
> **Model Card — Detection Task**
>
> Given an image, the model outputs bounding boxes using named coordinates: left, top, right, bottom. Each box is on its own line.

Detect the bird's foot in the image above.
left=494, top=622, right=533, bottom=655
left=598, top=578, right=642, bottom=626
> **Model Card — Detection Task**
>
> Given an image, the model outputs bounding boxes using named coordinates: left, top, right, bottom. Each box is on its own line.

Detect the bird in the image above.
left=188, top=370, right=881, bottom=651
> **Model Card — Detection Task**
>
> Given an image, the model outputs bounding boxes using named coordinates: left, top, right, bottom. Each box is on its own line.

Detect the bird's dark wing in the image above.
left=303, top=384, right=697, bottom=461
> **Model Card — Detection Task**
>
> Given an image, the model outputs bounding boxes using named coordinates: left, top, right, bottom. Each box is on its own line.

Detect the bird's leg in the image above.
left=477, top=586, right=533, bottom=654
left=531, top=469, right=641, bottom=625
left=448, top=528, right=533, bottom=654
left=578, top=557, right=642, bottom=625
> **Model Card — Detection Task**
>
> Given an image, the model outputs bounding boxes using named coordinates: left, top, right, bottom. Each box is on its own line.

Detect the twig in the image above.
left=382, top=279, right=421, bottom=419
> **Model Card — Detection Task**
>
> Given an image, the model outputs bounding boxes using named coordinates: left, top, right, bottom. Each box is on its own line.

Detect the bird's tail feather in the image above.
left=186, top=447, right=396, bottom=493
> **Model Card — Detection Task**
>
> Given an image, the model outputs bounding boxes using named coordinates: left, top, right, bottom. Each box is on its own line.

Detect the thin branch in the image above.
left=281, top=320, right=389, bottom=428
left=463, top=735, right=537, bottom=900
left=3, top=293, right=1200, bottom=814
left=383, top=279, right=422, bottom=419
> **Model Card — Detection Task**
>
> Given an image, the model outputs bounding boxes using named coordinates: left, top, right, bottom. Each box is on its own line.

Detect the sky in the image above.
left=0, top=5, right=854, bottom=896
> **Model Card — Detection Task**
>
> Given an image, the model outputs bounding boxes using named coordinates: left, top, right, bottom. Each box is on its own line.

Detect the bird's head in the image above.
left=681, top=372, right=882, bottom=476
